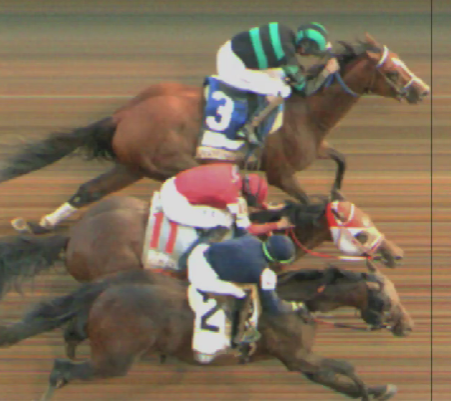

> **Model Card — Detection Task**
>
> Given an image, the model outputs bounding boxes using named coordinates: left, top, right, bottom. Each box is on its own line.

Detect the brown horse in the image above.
left=0, top=190, right=404, bottom=300
left=2, top=34, right=429, bottom=234
left=0, top=264, right=413, bottom=401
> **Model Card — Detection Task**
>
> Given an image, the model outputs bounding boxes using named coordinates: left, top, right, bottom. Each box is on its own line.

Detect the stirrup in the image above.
left=234, top=323, right=261, bottom=345
left=237, top=124, right=262, bottom=146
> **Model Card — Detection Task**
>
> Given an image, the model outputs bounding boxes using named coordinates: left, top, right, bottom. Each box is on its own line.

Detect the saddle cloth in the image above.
left=196, top=75, right=284, bottom=162
left=187, top=284, right=261, bottom=364
left=141, top=191, right=200, bottom=272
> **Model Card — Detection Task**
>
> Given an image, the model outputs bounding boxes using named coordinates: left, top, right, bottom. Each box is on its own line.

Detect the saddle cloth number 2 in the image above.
left=187, top=285, right=230, bottom=359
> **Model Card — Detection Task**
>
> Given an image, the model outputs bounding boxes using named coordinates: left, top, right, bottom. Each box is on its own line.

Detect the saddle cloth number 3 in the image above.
left=206, top=91, right=235, bottom=132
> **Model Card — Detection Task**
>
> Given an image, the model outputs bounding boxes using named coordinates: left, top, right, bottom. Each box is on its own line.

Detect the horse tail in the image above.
left=0, top=117, right=117, bottom=183
left=0, top=234, right=69, bottom=299
left=0, top=277, right=111, bottom=348
left=0, top=270, right=156, bottom=348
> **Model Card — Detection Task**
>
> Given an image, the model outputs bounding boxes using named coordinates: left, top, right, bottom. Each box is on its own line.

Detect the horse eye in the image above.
left=355, top=232, right=369, bottom=244
left=385, top=71, right=399, bottom=81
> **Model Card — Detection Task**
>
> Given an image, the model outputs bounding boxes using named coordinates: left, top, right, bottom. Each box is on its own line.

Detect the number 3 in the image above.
left=206, top=91, right=234, bottom=132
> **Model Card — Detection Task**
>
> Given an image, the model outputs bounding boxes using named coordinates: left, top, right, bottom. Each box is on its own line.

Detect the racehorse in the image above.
left=0, top=190, right=404, bottom=299
left=2, top=34, right=429, bottom=234
left=0, top=264, right=413, bottom=401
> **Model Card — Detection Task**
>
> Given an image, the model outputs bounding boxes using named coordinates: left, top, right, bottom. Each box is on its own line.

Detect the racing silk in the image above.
left=205, top=235, right=269, bottom=284
left=231, top=22, right=299, bottom=71
left=173, top=164, right=278, bottom=235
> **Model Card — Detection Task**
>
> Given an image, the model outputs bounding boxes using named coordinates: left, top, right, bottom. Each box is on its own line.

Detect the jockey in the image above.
left=187, top=233, right=306, bottom=343
left=159, top=163, right=293, bottom=236
left=215, top=22, right=335, bottom=145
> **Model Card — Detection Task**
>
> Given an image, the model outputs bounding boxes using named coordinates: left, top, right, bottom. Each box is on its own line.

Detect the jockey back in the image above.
left=159, top=163, right=283, bottom=235
left=186, top=234, right=306, bottom=363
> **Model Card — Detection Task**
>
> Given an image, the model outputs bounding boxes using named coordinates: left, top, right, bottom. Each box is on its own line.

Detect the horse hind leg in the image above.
left=39, top=353, right=135, bottom=401
left=63, top=315, right=88, bottom=360
left=12, top=163, right=143, bottom=235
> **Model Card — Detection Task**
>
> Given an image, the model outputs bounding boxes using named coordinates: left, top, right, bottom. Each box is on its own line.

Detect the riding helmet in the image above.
left=262, top=234, right=296, bottom=264
left=296, top=22, right=330, bottom=54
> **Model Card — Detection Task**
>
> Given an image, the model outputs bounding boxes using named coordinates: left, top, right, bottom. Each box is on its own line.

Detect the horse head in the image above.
left=361, top=261, right=414, bottom=336
left=330, top=33, right=429, bottom=104
left=279, top=190, right=404, bottom=269
left=277, top=264, right=413, bottom=337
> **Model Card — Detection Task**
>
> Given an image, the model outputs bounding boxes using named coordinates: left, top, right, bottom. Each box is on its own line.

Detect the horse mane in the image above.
left=278, top=264, right=371, bottom=286
left=334, top=39, right=380, bottom=66
left=250, top=195, right=329, bottom=227
left=305, top=37, right=381, bottom=77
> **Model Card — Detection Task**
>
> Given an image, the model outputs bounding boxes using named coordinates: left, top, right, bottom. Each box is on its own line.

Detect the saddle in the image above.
left=141, top=191, right=233, bottom=276
left=187, top=284, right=261, bottom=365
left=195, top=76, right=284, bottom=164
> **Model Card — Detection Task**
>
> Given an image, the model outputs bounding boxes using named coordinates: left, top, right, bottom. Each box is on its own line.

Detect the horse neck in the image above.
left=291, top=218, right=331, bottom=259
left=277, top=274, right=368, bottom=312
left=307, top=281, right=369, bottom=313
left=297, top=59, right=372, bottom=133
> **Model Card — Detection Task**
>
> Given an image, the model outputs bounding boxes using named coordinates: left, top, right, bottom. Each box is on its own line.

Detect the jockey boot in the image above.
left=230, top=291, right=261, bottom=346
left=237, top=95, right=284, bottom=147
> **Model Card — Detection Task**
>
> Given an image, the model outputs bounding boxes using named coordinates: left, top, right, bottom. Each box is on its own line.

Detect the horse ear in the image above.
left=330, top=189, right=346, bottom=202
left=364, top=32, right=378, bottom=46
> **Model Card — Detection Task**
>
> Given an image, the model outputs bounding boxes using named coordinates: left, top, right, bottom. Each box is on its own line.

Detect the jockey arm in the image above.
left=228, top=198, right=291, bottom=236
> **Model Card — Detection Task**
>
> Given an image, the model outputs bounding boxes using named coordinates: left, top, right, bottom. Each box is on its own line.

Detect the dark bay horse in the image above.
left=0, top=265, right=412, bottom=400
left=2, top=34, right=429, bottom=234
left=0, top=190, right=404, bottom=299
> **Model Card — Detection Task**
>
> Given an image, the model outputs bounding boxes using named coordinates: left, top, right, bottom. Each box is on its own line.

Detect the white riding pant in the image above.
left=216, top=40, right=289, bottom=97
left=160, top=177, right=234, bottom=229
left=188, top=244, right=246, bottom=298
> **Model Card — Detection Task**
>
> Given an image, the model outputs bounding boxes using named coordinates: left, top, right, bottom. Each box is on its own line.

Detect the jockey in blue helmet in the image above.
left=187, top=234, right=306, bottom=343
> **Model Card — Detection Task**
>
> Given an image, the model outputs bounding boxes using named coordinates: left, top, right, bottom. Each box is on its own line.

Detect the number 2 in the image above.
left=199, top=291, right=221, bottom=332
left=206, top=91, right=234, bottom=132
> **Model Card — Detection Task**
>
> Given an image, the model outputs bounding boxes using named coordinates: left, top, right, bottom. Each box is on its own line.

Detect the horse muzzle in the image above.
left=402, top=80, right=430, bottom=104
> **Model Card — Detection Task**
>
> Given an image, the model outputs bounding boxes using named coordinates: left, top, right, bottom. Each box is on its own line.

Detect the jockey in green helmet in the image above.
left=215, top=21, right=334, bottom=145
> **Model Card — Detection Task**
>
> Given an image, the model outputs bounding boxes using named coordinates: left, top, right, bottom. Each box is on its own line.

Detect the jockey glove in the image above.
left=282, top=65, right=307, bottom=92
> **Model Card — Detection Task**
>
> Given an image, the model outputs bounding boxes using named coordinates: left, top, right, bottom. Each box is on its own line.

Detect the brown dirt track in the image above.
left=0, top=1, right=439, bottom=400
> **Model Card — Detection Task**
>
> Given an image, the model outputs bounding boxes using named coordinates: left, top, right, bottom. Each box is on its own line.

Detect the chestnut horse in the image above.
left=0, top=265, right=412, bottom=401
left=0, top=190, right=404, bottom=301
left=2, top=34, right=429, bottom=234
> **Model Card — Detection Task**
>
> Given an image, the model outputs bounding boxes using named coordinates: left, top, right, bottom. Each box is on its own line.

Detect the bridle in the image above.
left=308, top=263, right=393, bottom=332
left=284, top=202, right=385, bottom=264
left=332, top=44, right=419, bottom=99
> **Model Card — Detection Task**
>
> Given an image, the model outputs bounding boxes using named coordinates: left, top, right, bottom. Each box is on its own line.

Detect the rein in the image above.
left=333, top=44, right=406, bottom=98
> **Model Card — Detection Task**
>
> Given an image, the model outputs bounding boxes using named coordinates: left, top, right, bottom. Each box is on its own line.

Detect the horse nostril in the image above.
left=395, top=255, right=403, bottom=261
left=422, top=90, right=430, bottom=97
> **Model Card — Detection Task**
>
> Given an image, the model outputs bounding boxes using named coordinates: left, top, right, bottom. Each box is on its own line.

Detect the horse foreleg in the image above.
left=317, top=141, right=346, bottom=194
left=274, top=345, right=369, bottom=400
left=265, top=169, right=310, bottom=204
left=12, top=164, right=143, bottom=235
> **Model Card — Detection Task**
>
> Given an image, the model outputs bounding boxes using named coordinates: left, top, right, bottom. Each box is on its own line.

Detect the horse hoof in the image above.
left=11, top=218, right=32, bottom=234
left=11, top=218, right=52, bottom=235
left=370, top=384, right=397, bottom=400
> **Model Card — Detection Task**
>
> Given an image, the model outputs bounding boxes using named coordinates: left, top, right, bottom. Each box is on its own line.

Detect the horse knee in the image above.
left=69, top=183, right=104, bottom=207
